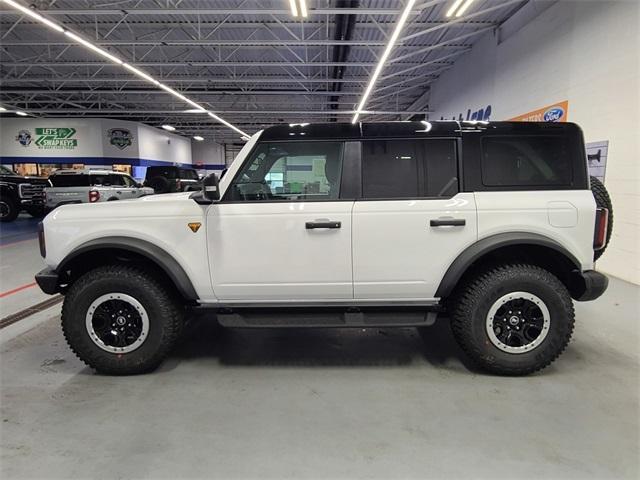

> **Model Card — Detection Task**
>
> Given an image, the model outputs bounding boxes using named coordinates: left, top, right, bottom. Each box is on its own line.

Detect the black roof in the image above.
left=258, top=121, right=580, bottom=142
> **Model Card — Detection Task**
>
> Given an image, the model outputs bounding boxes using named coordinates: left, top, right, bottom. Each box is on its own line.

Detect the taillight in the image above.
left=38, top=222, right=46, bottom=258
left=89, top=190, right=100, bottom=203
left=594, top=207, right=609, bottom=250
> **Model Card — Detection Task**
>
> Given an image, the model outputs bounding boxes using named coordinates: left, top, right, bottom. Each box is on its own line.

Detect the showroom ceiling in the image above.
left=0, top=0, right=525, bottom=143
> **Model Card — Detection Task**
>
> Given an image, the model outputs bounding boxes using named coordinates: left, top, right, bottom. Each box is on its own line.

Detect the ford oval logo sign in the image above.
left=543, top=107, right=564, bottom=122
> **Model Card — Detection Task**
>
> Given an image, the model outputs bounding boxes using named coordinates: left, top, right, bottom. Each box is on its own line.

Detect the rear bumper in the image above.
left=35, top=268, right=60, bottom=295
left=571, top=270, right=608, bottom=301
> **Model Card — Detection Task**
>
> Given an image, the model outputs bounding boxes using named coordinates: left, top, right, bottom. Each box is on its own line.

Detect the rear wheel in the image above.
left=450, top=264, right=574, bottom=375
left=0, top=195, right=19, bottom=222
left=62, top=265, right=184, bottom=375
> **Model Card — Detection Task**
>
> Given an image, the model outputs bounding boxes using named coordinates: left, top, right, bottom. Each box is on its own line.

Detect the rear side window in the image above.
left=361, top=139, right=458, bottom=199
left=49, top=174, right=89, bottom=187
left=147, top=167, right=177, bottom=179
left=481, top=136, right=572, bottom=187
left=179, top=169, right=199, bottom=180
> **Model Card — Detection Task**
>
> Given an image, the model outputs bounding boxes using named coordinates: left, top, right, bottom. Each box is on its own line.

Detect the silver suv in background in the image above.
left=45, top=169, right=154, bottom=210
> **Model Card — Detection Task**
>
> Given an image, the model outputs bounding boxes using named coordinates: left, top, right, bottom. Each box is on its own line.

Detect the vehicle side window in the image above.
left=362, top=140, right=419, bottom=199
left=424, top=139, right=458, bottom=197
left=179, top=169, right=198, bottom=180
left=108, top=174, right=126, bottom=186
left=49, top=174, right=89, bottom=187
left=226, top=141, right=344, bottom=202
left=122, top=175, right=136, bottom=187
left=481, top=136, right=572, bottom=187
left=361, top=139, right=458, bottom=199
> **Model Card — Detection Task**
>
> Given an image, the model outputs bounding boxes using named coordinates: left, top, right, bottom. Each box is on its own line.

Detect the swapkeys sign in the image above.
left=510, top=100, right=569, bottom=122
left=34, top=127, right=78, bottom=149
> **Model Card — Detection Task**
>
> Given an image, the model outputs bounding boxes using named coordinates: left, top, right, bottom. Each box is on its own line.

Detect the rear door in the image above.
left=352, top=138, right=477, bottom=300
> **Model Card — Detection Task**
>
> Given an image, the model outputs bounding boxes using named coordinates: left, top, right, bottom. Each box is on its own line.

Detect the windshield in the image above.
left=0, top=165, right=17, bottom=176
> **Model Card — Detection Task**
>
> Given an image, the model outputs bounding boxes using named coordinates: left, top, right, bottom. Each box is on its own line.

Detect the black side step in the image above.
left=216, top=309, right=439, bottom=328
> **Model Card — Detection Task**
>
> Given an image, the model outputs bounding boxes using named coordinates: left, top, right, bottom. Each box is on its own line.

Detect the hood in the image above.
left=47, top=191, right=203, bottom=221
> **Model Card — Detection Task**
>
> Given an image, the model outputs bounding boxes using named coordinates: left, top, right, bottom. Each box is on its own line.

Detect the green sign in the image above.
left=34, top=127, right=78, bottom=149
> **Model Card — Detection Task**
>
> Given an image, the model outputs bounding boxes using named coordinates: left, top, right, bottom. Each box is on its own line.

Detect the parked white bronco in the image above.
left=36, top=121, right=612, bottom=376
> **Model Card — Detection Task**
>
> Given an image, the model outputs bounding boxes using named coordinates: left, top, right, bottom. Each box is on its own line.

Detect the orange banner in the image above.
left=509, top=100, right=569, bottom=122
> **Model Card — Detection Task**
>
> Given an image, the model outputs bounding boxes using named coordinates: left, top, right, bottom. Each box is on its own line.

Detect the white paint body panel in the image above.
left=474, top=190, right=596, bottom=271
left=352, top=193, right=478, bottom=299
left=207, top=201, right=354, bottom=300
left=43, top=193, right=216, bottom=301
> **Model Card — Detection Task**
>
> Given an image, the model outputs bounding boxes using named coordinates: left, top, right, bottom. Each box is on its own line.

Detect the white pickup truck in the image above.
left=35, top=121, right=612, bottom=376
left=45, top=169, right=153, bottom=210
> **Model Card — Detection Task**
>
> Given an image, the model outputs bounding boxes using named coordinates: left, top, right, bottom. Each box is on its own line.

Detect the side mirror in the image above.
left=203, top=173, right=220, bottom=201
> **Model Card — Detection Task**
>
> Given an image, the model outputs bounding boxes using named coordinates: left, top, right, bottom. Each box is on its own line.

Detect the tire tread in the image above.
left=451, top=263, right=575, bottom=375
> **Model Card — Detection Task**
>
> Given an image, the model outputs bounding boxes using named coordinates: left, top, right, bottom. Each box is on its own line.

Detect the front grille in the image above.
left=19, top=183, right=46, bottom=201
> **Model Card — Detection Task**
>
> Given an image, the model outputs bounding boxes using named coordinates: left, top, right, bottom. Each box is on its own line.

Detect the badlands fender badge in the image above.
left=188, top=222, right=202, bottom=233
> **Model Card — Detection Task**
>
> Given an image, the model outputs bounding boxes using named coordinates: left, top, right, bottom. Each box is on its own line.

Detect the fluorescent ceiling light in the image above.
left=64, top=31, right=123, bottom=65
left=446, top=0, right=475, bottom=18
left=1, top=0, right=249, bottom=139
left=2, top=0, right=64, bottom=33
left=193, top=136, right=205, bottom=141
left=288, top=0, right=299, bottom=17
left=445, top=0, right=465, bottom=17
left=16, top=111, right=28, bottom=116
left=123, top=63, right=159, bottom=85
left=352, top=0, right=417, bottom=124
left=454, top=0, right=476, bottom=17
left=299, top=0, right=308, bottom=18
left=161, top=124, right=176, bottom=132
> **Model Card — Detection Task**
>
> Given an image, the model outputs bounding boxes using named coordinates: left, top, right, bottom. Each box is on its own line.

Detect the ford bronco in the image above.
left=35, top=121, right=612, bottom=375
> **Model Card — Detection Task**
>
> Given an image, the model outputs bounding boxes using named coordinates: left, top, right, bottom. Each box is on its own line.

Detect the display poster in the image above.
left=510, top=100, right=569, bottom=122
left=586, top=140, right=609, bottom=182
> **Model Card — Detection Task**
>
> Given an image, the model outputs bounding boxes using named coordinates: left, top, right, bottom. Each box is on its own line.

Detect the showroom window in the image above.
left=226, top=141, right=344, bottom=201
left=361, top=139, right=458, bottom=199
left=481, top=136, right=573, bottom=187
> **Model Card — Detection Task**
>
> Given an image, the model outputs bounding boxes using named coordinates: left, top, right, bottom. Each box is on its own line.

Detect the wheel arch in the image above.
left=435, top=233, right=583, bottom=300
left=57, top=236, right=198, bottom=302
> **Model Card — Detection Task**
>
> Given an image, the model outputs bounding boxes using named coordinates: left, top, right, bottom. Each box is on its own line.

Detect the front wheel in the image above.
left=450, top=264, right=574, bottom=375
left=0, top=195, right=19, bottom=222
left=62, top=265, right=184, bottom=375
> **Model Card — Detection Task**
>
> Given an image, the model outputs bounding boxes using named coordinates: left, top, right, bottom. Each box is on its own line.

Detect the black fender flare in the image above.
left=435, top=232, right=582, bottom=298
left=57, top=236, right=198, bottom=301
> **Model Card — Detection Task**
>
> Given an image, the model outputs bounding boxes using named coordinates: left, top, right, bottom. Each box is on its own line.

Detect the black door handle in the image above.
left=306, top=220, right=341, bottom=229
left=430, top=219, right=466, bottom=227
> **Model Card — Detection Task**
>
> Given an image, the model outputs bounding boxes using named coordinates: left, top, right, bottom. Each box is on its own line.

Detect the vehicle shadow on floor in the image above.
left=162, top=313, right=479, bottom=373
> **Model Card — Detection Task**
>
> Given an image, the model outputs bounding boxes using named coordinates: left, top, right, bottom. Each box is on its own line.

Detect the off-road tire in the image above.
left=450, top=264, right=574, bottom=376
left=147, top=176, right=171, bottom=194
left=62, top=265, right=184, bottom=375
left=590, top=176, right=613, bottom=260
left=0, top=195, right=19, bottom=222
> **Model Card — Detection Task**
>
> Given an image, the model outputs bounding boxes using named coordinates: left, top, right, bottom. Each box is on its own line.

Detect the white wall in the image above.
left=191, top=139, right=225, bottom=169
left=0, top=118, right=191, bottom=165
left=137, top=123, right=191, bottom=164
left=429, top=1, right=640, bottom=284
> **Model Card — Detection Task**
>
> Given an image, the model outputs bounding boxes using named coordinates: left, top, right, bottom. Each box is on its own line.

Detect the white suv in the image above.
left=35, top=121, right=612, bottom=376
left=45, top=169, right=154, bottom=210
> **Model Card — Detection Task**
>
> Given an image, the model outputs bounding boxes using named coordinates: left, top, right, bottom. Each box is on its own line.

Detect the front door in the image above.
left=207, top=140, right=354, bottom=302
left=352, top=138, right=477, bottom=300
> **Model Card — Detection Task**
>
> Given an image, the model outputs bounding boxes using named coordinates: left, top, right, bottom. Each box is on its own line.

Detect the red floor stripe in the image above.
left=0, top=237, right=38, bottom=249
left=0, top=282, right=37, bottom=298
